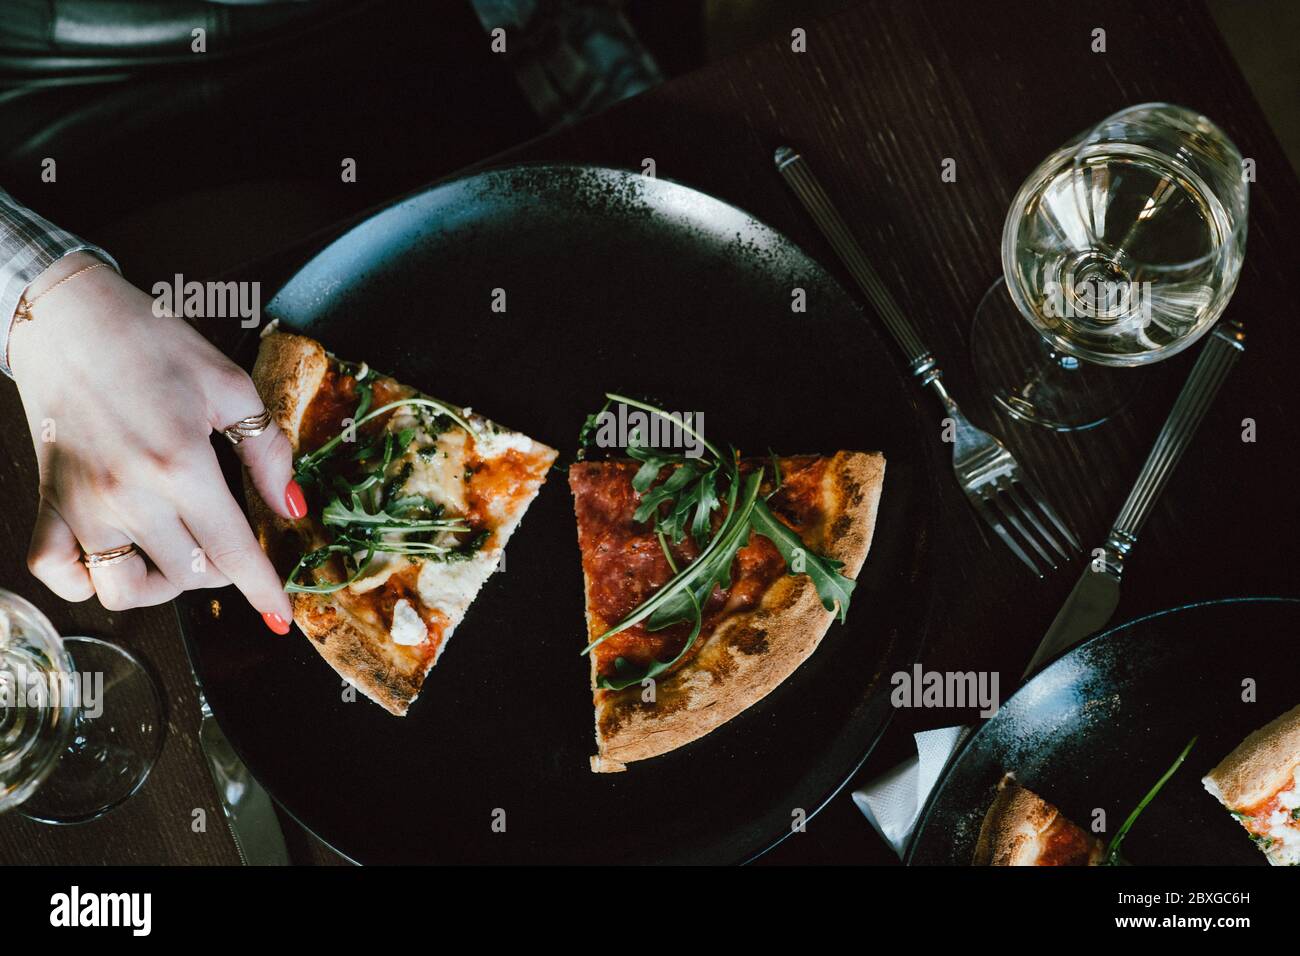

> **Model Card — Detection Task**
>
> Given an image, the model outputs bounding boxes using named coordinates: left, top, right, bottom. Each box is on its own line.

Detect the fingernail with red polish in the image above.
left=262, top=612, right=291, bottom=635
left=285, top=480, right=307, bottom=519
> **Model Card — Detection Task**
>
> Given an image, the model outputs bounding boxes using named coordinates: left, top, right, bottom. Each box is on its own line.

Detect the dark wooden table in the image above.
left=3, top=0, right=1297, bottom=865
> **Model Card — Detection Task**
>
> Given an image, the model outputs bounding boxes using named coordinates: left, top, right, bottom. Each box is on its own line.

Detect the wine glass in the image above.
left=0, top=589, right=164, bottom=823
left=971, top=102, right=1248, bottom=431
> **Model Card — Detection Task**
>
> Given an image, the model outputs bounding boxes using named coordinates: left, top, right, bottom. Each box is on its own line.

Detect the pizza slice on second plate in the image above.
left=973, top=773, right=1104, bottom=866
left=1203, top=703, right=1300, bottom=866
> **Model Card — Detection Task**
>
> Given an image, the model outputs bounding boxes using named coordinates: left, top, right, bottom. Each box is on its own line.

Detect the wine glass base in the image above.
left=18, top=636, right=165, bottom=825
left=971, top=279, right=1144, bottom=432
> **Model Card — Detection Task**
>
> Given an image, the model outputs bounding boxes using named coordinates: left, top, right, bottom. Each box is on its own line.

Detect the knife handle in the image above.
left=1105, top=319, right=1245, bottom=570
left=775, top=147, right=937, bottom=379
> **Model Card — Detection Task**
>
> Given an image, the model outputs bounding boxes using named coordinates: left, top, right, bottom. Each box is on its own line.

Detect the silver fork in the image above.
left=776, top=146, right=1080, bottom=576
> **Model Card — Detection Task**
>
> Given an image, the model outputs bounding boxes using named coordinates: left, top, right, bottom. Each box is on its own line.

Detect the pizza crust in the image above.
left=973, top=773, right=1104, bottom=866
left=251, top=328, right=329, bottom=449
left=590, top=450, right=885, bottom=770
left=290, top=592, right=425, bottom=715
left=1203, top=703, right=1300, bottom=810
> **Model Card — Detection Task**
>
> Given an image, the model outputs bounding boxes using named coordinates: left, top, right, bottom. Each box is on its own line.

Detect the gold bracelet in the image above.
left=14, top=261, right=111, bottom=324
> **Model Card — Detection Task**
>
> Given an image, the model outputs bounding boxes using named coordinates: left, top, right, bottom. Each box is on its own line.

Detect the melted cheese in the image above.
left=349, top=552, right=401, bottom=594
left=416, top=551, right=499, bottom=621
left=390, top=427, right=469, bottom=514
left=1279, top=775, right=1300, bottom=810
left=1260, top=768, right=1300, bottom=865
left=473, top=428, right=535, bottom=459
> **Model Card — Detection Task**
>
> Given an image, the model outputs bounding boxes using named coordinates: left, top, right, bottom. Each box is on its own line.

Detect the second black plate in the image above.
left=908, top=597, right=1300, bottom=866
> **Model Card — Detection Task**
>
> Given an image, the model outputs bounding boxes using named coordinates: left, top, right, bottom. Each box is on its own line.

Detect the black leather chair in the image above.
left=0, top=0, right=540, bottom=260
left=0, top=0, right=351, bottom=73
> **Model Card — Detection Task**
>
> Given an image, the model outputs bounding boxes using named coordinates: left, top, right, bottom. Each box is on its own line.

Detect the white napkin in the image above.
left=852, top=725, right=971, bottom=858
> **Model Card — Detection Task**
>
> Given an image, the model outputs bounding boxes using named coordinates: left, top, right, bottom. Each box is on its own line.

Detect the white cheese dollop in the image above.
left=389, top=598, right=428, bottom=646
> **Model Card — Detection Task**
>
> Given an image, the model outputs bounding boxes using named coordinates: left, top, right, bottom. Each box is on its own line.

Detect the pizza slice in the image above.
left=569, top=397, right=884, bottom=772
left=247, top=329, right=557, bottom=715
left=1203, top=703, right=1300, bottom=865
left=973, top=773, right=1104, bottom=866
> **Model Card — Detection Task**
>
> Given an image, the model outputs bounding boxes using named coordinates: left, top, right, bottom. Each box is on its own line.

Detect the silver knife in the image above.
left=1023, top=319, right=1246, bottom=678
left=189, top=655, right=290, bottom=865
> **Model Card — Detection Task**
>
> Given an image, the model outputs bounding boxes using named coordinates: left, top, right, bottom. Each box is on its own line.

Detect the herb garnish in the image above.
left=294, top=397, right=473, bottom=488
left=579, top=394, right=857, bottom=688
left=283, top=371, right=481, bottom=595
left=1103, top=736, right=1197, bottom=865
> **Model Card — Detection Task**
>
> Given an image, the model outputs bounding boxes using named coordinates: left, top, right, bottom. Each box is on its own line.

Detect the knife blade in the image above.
left=197, top=689, right=290, bottom=865
left=1022, top=319, right=1245, bottom=679
left=184, top=628, right=290, bottom=865
left=1023, top=565, right=1120, bottom=678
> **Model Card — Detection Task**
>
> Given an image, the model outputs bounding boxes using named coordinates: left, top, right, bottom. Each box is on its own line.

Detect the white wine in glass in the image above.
left=972, top=103, right=1248, bottom=430
left=0, top=589, right=164, bottom=823
left=0, top=594, right=76, bottom=813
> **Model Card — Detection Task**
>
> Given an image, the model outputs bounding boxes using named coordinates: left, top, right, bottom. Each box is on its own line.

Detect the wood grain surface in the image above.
left=2, top=0, right=1295, bottom=865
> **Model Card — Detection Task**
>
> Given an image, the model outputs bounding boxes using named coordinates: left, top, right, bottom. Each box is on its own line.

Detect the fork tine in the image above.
left=1004, top=479, right=1070, bottom=562
left=971, top=492, right=1043, bottom=578
left=988, top=487, right=1057, bottom=571
left=1016, top=476, right=1081, bottom=552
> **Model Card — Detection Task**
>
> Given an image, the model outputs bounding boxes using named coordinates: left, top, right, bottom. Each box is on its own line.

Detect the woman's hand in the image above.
left=9, top=253, right=301, bottom=632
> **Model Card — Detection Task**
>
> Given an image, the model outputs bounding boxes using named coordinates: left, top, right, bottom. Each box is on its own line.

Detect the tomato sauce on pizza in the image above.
left=570, top=456, right=828, bottom=679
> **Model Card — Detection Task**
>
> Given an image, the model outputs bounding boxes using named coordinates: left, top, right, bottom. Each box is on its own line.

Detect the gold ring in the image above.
left=221, top=409, right=272, bottom=445
left=83, top=543, right=141, bottom=569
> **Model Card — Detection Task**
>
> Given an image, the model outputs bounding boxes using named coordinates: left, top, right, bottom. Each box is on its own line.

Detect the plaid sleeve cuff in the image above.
left=0, top=188, right=120, bottom=379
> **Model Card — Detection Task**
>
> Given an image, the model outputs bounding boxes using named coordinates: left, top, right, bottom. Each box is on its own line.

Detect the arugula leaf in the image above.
left=294, top=397, right=475, bottom=482
left=582, top=469, right=761, bottom=655
left=353, top=379, right=374, bottom=422
left=576, top=398, right=613, bottom=460
left=766, top=449, right=783, bottom=500
left=626, top=428, right=720, bottom=546
left=626, top=434, right=676, bottom=494
left=688, top=465, right=720, bottom=547
left=599, top=589, right=703, bottom=691
left=453, top=529, right=490, bottom=554
left=749, top=499, right=855, bottom=622
left=631, top=455, right=669, bottom=493
left=321, top=495, right=468, bottom=534
left=385, top=495, right=444, bottom=519
left=284, top=543, right=376, bottom=594
left=1103, top=736, right=1197, bottom=866
left=633, top=461, right=700, bottom=526
left=605, top=393, right=722, bottom=460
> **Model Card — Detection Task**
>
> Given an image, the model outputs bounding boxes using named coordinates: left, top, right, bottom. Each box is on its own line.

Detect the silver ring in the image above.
left=222, top=409, right=272, bottom=445
left=83, top=543, right=141, bottom=569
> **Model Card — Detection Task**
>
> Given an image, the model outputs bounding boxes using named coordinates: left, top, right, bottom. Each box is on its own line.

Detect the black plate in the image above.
left=907, top=597, right=1300, bottom=866
left=178, top=164, right=935, bottom=864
